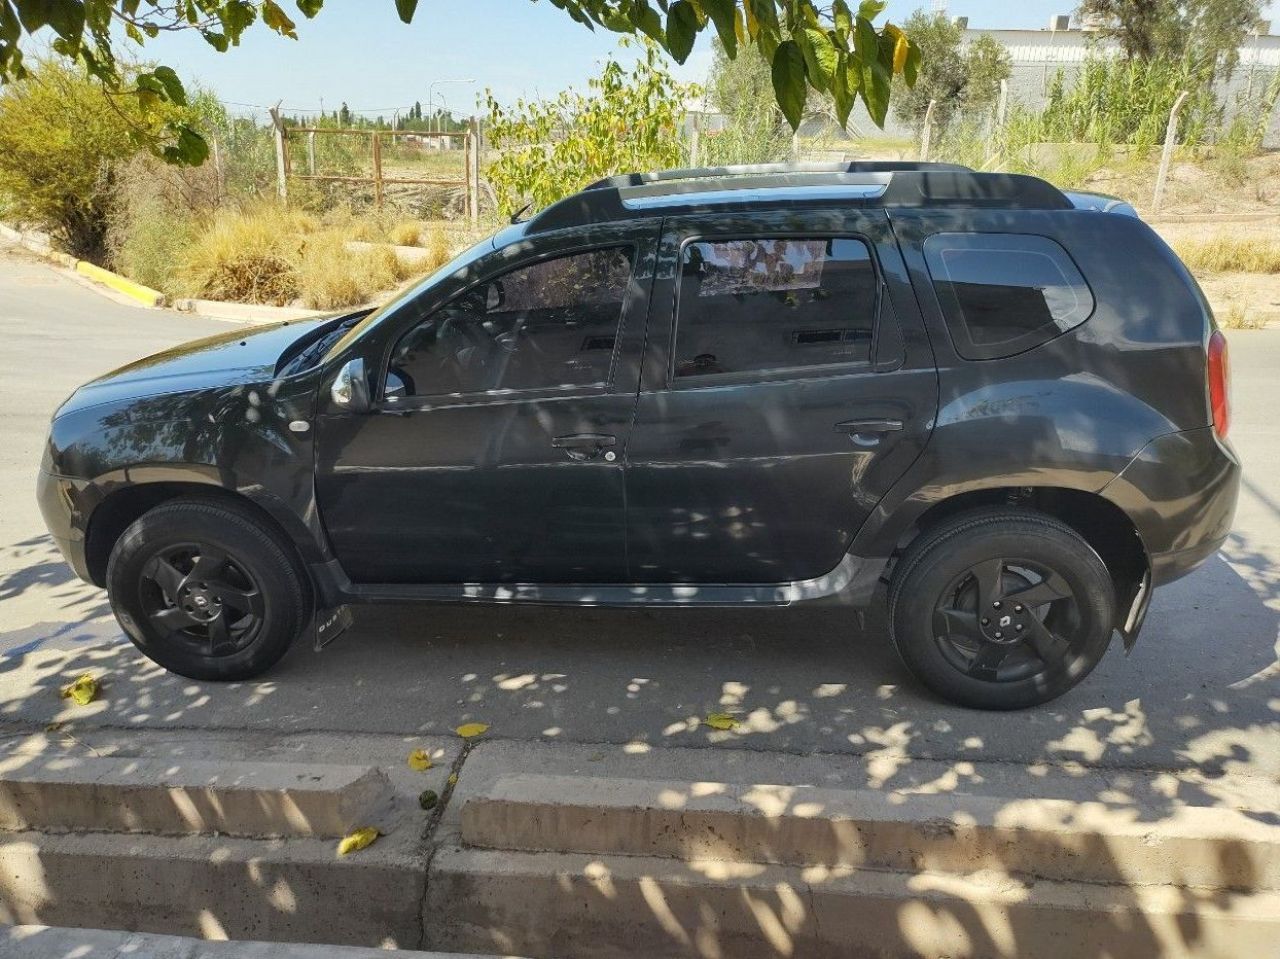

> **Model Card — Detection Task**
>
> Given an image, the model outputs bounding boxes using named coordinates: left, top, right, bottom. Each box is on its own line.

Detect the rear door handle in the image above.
left=551, top=433, right=618, bottom=461
left=834, top=419, right=904, bottom=434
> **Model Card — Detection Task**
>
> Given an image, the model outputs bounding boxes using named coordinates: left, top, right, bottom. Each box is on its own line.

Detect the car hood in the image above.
left=55, top=314, right=337, bottom=417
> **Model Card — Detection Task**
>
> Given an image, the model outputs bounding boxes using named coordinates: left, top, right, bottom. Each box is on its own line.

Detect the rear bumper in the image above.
left=1102, top=426, right=1240, bottom=587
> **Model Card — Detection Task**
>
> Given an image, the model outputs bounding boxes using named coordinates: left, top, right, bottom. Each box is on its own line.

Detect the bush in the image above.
left=295, top=232, right=413, bottom=310
left=0, top=61, right=171, bottom=261
left=177, top=206, right=310, bottom=304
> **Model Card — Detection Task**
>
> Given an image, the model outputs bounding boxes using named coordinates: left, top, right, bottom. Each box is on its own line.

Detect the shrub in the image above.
left=390, top=220, right=423, bottom=247
left=0, top=61, right=171, bottom=261
left=177, top=206, right=306, bottom=305
left=295, top=232, right=413, bottom=310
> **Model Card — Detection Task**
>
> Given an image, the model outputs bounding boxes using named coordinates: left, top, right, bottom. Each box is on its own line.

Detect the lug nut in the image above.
left=1016, top=624, right=1024, bottom=632
left=992, top=601, right=1002, bottom=609
left=981, top=617, right=990, bottom=625
left=1014, top=604, right=1024, bottom=613
left=994, top=631, right=1004, bottom=639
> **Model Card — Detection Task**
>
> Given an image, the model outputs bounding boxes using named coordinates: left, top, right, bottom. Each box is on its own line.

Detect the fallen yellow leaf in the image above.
left=704, top=712, right=739, bottom=731
left=337, top=826, right=379, bottom=857
left=455, top=722, right=489, bottom=739
left=59, top=674, right=98, bottom=707
left=448, top=773, right=458, bottom=786
left=407, top=749, right=433, bottom=771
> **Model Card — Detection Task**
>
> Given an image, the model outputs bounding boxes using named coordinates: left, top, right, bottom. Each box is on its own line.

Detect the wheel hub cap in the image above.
left=980, top=600, right=1030, bottom=644
left=179, top=582, right=222, bottom=620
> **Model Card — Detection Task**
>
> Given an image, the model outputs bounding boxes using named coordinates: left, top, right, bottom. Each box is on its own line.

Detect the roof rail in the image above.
left=527, top=167, right=1070, bottom=234
left=584, top=161, right=970, bottom=191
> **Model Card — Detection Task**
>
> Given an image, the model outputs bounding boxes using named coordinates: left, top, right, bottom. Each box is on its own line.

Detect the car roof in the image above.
left=524, top=163, right=1074, bottom=234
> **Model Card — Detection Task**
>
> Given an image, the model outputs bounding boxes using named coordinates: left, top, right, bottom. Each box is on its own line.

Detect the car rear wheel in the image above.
left=888, top=508, right=1115, bottom=710
left=107, top=498, right=311, bottom=681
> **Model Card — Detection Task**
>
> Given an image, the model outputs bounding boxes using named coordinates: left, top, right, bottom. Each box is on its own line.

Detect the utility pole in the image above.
left=268, top=101, right=288, bottom=202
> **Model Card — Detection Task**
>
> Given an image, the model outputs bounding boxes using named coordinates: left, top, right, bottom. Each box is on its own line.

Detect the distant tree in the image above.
left=338, top=101, right=351, bottom=126
left=700, top=38, right=791, bottom=164
left=1076, top=0, right=1263, bottom=73
left=890, top=11, right=1010, bottom=134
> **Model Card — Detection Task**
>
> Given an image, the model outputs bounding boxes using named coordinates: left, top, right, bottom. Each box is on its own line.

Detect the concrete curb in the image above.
left=172, top=298, right=320, bottom=324
left=1, top=925, right=516, bottom=958
left=461, top=773, right=1280, bottom=891
left=428, top=845, right=1280, bottom=959
left=0, top=757, right=392, bottom=839
left=73, top=260, right=166, bottom=308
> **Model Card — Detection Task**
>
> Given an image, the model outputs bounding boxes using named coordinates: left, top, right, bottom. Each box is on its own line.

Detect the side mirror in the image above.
left=330, top=357, right=371, bottom=413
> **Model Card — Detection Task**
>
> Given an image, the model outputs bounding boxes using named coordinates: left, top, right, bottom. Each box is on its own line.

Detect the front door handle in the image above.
left=834, top=418, right=904, bottom=435
left=551, top=433, right=618, bottom=461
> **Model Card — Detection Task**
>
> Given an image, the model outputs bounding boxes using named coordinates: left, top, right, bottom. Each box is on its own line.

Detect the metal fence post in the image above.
left=307, top=131, right=316, bottom=176
left=468, top=117, right=480, bottom=226
left=1152, top=90, right=1189, bottom=214
left=920, top=99, right=938, bottom=161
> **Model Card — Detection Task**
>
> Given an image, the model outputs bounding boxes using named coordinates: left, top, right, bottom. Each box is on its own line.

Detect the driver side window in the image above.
left=389, top=246, right=634, bottom=399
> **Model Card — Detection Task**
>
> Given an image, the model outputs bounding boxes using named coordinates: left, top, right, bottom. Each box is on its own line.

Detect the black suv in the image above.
left=38, top=164, right=1239, bottom=709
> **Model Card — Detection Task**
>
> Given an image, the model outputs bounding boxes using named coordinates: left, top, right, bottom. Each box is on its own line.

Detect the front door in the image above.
left=624, top=210, right=937, bottom=584
left=315, top=227, right=656, bottom=584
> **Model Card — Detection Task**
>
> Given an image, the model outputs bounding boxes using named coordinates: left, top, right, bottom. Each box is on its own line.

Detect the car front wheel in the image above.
left=888, top=508, right=1116, bottom=710
left=107, top=497, right=311, bottom=681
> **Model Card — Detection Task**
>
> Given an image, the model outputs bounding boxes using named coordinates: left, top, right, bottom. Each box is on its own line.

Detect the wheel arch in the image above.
left=890, top=486, right=1149, bottom=628
left=84, top=481, right=322, bottom=589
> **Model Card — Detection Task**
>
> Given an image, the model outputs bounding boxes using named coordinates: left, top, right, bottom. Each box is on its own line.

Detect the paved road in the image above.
left=0, top=244, right=1276, bottom=779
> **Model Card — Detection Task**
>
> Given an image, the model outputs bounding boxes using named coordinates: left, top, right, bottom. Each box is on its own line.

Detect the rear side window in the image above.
left=673, top=237, right=878, bottom=381
left=923, top=233, right=1094, bottom=360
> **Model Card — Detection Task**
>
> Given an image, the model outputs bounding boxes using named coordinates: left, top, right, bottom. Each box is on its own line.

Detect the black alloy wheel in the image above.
left=889, top=508, right=1116, bottom=710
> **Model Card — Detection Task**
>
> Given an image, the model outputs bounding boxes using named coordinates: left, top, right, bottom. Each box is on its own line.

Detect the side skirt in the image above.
left=307, top=553, right=887, bottom=610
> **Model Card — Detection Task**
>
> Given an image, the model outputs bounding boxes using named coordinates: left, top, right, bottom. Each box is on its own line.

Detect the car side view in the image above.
left=37, top=162, right=1240, bottom=710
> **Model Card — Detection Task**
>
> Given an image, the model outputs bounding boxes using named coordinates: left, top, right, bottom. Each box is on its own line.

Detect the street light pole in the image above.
left=427, top=78, right=475, bottom=135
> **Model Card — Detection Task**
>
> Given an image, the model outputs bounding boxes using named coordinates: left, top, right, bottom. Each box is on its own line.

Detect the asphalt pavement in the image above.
left=1, top=243, right=1276, bottom=779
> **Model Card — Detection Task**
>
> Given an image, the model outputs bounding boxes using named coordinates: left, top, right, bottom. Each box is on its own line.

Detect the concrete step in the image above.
left=0, top=825, right=426, bottom=947
left=461, top=773, right=1280, bottom=891
left=0, top=756, right=392, bottom=839
left=426, top=844, right=1280, bottom=959
left=1, top=925, right=514, bottom=958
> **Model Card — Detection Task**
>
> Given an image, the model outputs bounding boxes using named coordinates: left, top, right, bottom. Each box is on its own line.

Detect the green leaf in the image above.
left=770, top=38, right=806, bottom=131
left=746, top=0, right=780, bottom=59
left=701, top=0, right=736, bottom=58
left=832, top=0, right=852, bottom=35
left=296, top=0, right=323, bottom=17
left=262, top=0, right=297, bottom=38
left=165, top=124, right=209, bottom=166
left=630, top=1, right=665, bottom=43
left=15, top=0, right=85, bottom=40
left=665, top=0, right=696, bottom=64
left=831, top=50, right=854, bottom=128
left=903, top=39, right=921, bottom=88
left=857, top=0, right=886, bottom=19
left=201, top=29, right=229, bottom=52
left=856, top=19, right=891, bottom=126
left=394, top=0, right=418, bottom=24
left=151, top=65, right=186, bottom=105
left=798, top=27, right=837, bottom=93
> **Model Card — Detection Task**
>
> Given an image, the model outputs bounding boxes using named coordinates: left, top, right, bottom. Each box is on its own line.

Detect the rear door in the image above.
left=624, top=209, right=937, bottom=584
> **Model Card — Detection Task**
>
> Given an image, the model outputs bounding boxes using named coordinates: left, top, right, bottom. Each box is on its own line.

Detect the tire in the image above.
left=106, top=497, right=312, bottom=681
left=888, top=507, right=1115, bottom=710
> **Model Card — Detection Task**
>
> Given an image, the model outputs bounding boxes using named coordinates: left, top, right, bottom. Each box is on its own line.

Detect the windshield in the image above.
left=320, top=231, right=501, bottom=364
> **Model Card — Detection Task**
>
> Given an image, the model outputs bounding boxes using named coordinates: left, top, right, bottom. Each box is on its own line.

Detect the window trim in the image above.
left=922, top=231, right=1096, bottom=362
left=380, top=242, right=639, bottom=409
left=667, top=232, right=884, bottom=390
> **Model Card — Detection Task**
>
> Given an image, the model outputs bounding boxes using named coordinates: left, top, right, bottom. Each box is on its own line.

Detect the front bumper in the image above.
left=37, top=468, right=93, bottom=583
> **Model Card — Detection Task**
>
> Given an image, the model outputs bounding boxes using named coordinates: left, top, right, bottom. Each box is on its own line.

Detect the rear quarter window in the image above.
left=923, top=233, right=1094, bottom=360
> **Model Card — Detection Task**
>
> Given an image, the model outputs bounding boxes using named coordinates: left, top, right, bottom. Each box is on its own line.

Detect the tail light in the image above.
left=1207, top=329, right=1230, bottom=439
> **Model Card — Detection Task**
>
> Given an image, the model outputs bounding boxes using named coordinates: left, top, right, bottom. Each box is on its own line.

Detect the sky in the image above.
left=124, top=0, right=1280, bottom=123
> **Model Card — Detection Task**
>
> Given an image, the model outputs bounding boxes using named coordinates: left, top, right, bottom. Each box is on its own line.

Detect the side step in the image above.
left=461, top=773, right=1280, bottom=890
left=0, top=757, right=392, bottom=839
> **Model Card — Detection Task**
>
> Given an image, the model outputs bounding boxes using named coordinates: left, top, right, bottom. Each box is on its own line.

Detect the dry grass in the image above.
left=176, top=203, right=415, bottom=308
left=389, top=220, right=424, bottom=247
left=1220, top=305, right=1269, bottom=331
left=295, top=232, right=414, bottom=310
left=423, top=223, right=451, bottom=268
left=1174, top=236, right=1280, bottom=274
